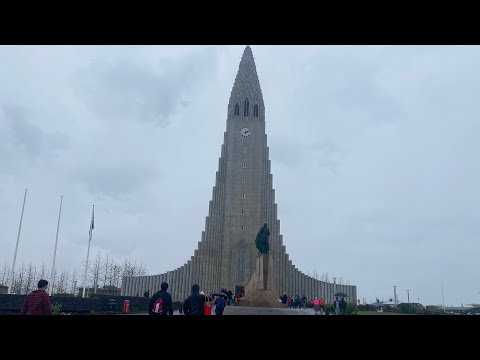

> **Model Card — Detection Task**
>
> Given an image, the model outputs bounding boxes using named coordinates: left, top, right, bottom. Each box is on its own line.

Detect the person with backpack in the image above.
left=214, top=296, right=226, bottom=315
left=149, top=282, right=173, bottom=315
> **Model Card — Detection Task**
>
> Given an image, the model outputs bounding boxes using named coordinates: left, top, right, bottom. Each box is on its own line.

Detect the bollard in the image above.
left=107, top=299, right=116, bottom=314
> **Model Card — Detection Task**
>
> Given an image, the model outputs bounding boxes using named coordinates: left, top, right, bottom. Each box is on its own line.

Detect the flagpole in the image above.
left=442, top=282, right=445, bottom=312
left=9, top=188, right=27, bottom=294
left=82, top=205, right=94, bottom=298
left=49, top=195, right=63, bottom=296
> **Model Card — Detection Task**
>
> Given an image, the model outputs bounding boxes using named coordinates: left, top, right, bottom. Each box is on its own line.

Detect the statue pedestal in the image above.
left=239, top=254, right=284, bottom=308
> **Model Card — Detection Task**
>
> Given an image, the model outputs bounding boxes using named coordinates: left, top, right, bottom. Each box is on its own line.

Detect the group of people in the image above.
left=312, top=296, right=326, bottom=314
left=333, top=296, right=347, bottom=315
left=279, top=292, right=348, bottom=315
left=280, top=292, right=313, bottom=309
left=19, top=279, right=349, bottom=316
left=148, top=282, right=232, bottom=315
left=219, top=288, right=234, bottom=305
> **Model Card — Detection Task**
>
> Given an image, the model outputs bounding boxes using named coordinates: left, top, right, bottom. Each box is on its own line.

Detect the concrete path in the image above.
left=126, top=305, right=324, bottom=315
left=222, top=305, right=316, bottom=315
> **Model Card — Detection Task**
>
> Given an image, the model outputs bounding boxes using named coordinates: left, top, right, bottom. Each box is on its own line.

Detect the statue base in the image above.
left=238, top=254, right=285, bottom=308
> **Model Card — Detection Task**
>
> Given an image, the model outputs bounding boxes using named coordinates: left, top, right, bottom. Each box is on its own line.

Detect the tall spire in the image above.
left=229, top=46, right=263, bottom=108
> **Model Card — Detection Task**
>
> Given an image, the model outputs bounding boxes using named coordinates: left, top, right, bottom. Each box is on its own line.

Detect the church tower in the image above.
left=220, top=45, right=269, bottom=293
left=122, top=46, right=357, bottom=305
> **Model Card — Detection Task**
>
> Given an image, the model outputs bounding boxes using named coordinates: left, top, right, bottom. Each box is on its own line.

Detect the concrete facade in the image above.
left=122, top=46, right=357, bottom=304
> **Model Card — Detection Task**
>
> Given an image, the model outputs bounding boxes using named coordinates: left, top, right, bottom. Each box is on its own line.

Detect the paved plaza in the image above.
left=132, top=305, right=318, bottom=315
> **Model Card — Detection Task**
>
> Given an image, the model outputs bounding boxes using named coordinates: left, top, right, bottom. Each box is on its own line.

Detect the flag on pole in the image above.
left=89, top=205, right=94, bottom=239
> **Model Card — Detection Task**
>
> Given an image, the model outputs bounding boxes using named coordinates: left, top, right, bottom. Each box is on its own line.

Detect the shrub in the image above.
left=53, top=293, right=75, bottom=297
left=346, top=302, right=358, bottom=315
left=51, top=303, right=71, bottom=315
left=358, top=304, right=376, bottom=312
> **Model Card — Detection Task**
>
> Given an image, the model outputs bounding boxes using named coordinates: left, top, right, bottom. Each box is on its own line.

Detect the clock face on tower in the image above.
left=241, top=127, right=251, bottom=137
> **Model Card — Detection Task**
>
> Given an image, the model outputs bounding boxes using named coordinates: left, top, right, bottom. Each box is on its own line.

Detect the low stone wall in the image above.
left=0, top=294, right=182, bottom=314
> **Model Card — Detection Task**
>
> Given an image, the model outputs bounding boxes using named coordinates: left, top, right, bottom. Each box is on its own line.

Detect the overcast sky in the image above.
left=1, top=45, right=479, bottom=306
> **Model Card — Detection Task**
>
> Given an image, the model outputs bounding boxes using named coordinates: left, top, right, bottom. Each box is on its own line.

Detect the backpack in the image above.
left=152, top=296, right=164, bottom=314
left=203, top=295, right=212, bottom=315
left=216, top=298, right=225, bottom=310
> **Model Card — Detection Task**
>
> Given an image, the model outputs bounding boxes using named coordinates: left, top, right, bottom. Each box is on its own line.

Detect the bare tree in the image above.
left=50, top=268, right=58, bottom=294
left=57, top=269, right=69, bottom=294
left=70, top=268, right=78, bottom=294
left=31, top=265, right=37, bottom=292
left=321, top=272, right=329, bottom=283
left=14, top=263, right=27, bottom=294
left=338, top=276, right=343, bottom=285
left=0, top=260, right=10, bottom=285
left=122, top=259, right=135, bottom=277
left=39, top=262, right=48, bottom=281
left=137, top=262, right=147, bottom=276
left=102, top=254, right=110, bottom=288
left=1, top=254, right=149, bottom=295
left=24, top=262, right=37, bottom=294
left=112, top=262, right=122, bottom=288
left=108, top=259, right=114, bottom=288
left=89, top=252, right=102, bottom=294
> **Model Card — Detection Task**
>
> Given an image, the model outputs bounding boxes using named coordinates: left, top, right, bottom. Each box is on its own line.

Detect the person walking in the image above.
left=149, top=282, right=173, bottom=315
left=214, top=296, right=226, bottom=315
left=21, top=279, right=52, bottom=315
left=339, top=297, right=347, bottom=315
left=183, top=284, right=206, bottom=315
left=319, top=296, right=325, bottom=315
left=313, top=296, right=320, bottom=314
left=334, top=296, right=340, bottom=315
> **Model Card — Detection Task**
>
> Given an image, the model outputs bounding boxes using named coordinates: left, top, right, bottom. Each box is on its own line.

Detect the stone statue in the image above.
left=255, top=223, right=270, bottom=254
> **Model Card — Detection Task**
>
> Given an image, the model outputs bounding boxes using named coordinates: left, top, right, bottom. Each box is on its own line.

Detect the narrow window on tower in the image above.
left=235, top=103, right=239, bottom=116
left=242, top=193, right=246, bottom=199
left=236, top=247, right=245, bottom=283
left=254, top=104, right=258, bottom=117
left=243, top=162, right=246, bottom=168
left=241, top=209, right=244, bottom=215
left=242, top=177, right=246, bottom=184
left=244, top=98, right=249, bottom=117
left=241, top=225, right=244, bottom=231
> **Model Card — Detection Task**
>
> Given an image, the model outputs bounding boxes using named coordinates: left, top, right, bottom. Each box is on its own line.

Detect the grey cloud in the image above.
left=72, top=160, right=158, bottom=201
left=71, top=48, right=218, bottom=127
left=0, top=104, right=70, bottom=172
left=2, top=46, right=480, bottom=307
left=4, top=104, right=43, bottom=159
left=307, top=140, right=341, bottom=173
left=45, top=132, right=70, bottom=152
left=269, top=137, right=303, bottom=167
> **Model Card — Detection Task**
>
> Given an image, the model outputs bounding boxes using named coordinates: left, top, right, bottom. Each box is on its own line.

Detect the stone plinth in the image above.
left=239, top=254, right=285, bottom=308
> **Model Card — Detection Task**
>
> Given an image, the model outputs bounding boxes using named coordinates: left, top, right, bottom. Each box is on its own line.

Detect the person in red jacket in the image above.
left=21, top=279, right=52, bottom=315
left=313, top=296, right=320, bottom=314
